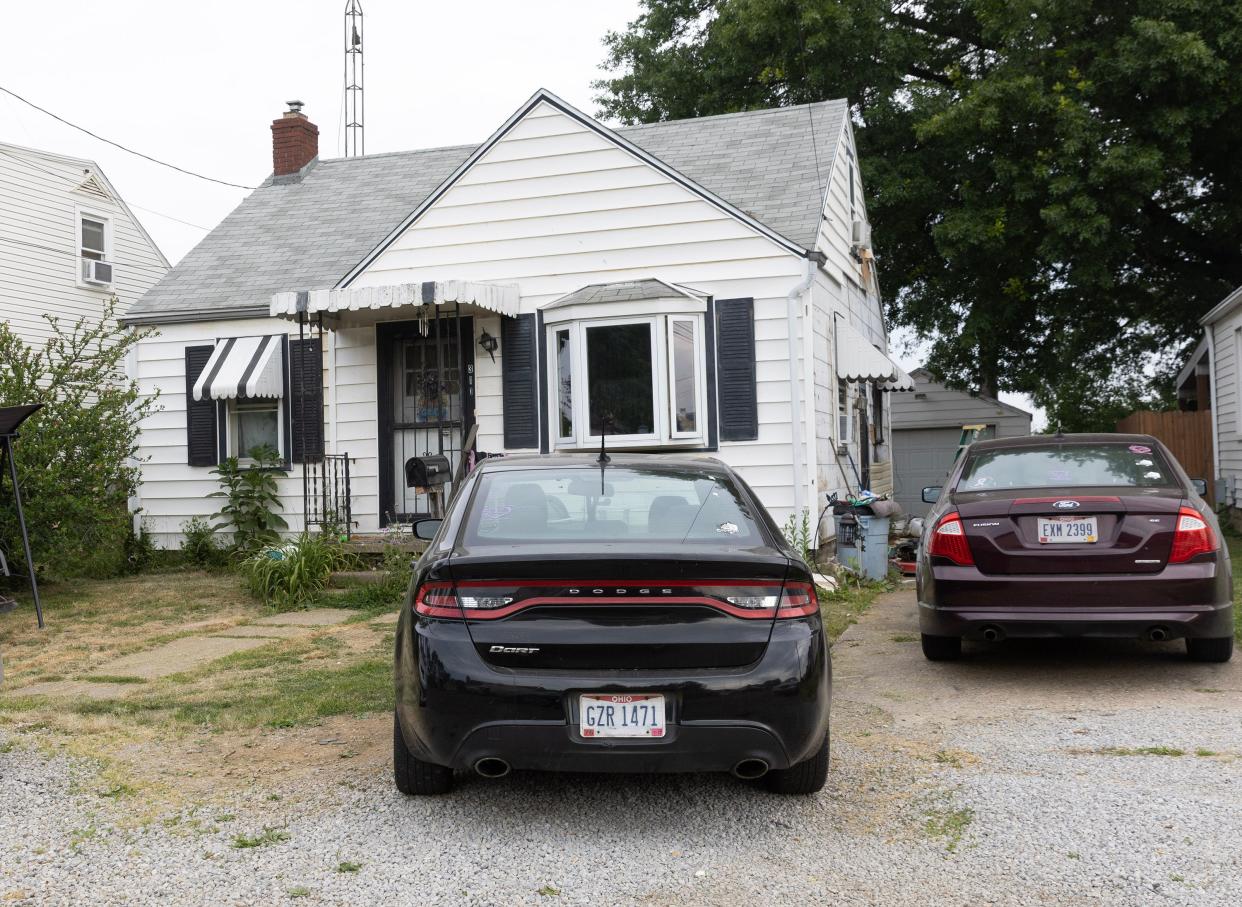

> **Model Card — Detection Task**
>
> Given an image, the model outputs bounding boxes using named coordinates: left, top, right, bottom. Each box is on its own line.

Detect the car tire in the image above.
left=921, top=633, right=962, bottom=661
left=765, top=733, right=829, bottom=796
left=393, top=711, right=453, bottom=795
left=1186, top=636, right=1234, bottom=663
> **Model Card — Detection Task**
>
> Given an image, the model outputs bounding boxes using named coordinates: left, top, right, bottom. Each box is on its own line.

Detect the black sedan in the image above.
left=393, top=455, right=831, bottom=795
left=917, top=433, right=1233, bottom=662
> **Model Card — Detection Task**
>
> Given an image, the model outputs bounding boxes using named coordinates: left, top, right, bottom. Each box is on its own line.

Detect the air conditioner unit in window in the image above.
left=82, top=259, right=113, bottom=285
left=851, top=218, right=871, bottom=252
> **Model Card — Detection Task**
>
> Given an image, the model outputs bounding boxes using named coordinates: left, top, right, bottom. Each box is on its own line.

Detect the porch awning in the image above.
left=835, top=316, right=915, bottom=391
left=192, top=335, right=284, bottom=401
left=270, top=280, right=520, bottom=320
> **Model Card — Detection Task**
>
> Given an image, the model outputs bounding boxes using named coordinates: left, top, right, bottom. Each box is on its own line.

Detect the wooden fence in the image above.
left=1115, top=410, right=1213, bottom=506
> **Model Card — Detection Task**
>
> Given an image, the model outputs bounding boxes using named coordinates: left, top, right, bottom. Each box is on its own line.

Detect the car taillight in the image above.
left=929, top=512, right=974, bottom=566
left=1169, top=507, right=1216, bottom=563
left=775, top=581, right=818, bottom=619
left=413, top=582, right=461, bottom=618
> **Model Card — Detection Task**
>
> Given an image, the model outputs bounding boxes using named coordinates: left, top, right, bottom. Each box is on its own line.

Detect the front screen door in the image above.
left=378, top=316, right=474, bottom=523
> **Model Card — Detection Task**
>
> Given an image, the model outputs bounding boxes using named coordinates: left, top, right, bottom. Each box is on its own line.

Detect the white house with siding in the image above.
left=122, top=90, right=912, bottom=547
left=0, top=141, right=168, bottom=348
left=1198, top=284, right=1242, bottom=523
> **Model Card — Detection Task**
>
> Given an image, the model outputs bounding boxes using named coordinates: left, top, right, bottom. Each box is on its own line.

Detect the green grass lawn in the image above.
left=819, top=575, right=897, bottom=642
left=1226, top=537, right=1242, bottom=643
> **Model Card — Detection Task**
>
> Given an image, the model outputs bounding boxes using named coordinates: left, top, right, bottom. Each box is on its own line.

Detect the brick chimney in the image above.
left=271, top=100, right=319, bottom=176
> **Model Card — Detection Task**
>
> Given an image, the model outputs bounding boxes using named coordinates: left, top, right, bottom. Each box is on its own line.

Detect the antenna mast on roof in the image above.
left=344, top=0, right=364, bottom=157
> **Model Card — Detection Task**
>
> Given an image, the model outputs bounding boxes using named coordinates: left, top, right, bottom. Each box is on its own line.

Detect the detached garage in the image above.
left=890, top=368, right=1032, bottom=516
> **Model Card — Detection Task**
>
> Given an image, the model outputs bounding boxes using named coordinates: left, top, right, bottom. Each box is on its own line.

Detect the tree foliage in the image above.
left=0, top=299, right=157, bottom=577
left=596, top=1, right=1242, bottom=429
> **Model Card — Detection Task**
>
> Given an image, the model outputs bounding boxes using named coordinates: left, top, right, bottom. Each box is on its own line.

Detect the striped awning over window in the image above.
left=192, top=335, right=284, bottom=401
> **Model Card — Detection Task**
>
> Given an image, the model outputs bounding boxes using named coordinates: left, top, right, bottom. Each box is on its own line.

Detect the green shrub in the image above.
left=241, top=534, right=354, bottom=609
left=209, top=445, right=288, bottom=554
left=122, top=520, right=157, bottom=574
left=180, top=517, right=228, bottom=568
left=0, top=299, right=157, bottom=578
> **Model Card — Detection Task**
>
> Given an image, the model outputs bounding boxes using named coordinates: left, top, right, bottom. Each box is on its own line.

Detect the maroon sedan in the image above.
left=917, top=433, right=1233, bottom=663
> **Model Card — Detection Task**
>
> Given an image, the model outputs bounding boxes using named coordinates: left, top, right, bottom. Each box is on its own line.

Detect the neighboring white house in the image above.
left=890, top=367, right=1032, bottom=516
left=1198, top=284, right=1242, bottom=524
left=122, top=90, right=912, bottom=547
left=0, top=141, right=168, bottom=347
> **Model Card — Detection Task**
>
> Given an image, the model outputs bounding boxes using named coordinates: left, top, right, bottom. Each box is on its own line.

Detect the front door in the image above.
left=377, top=316, right=474, bottom=524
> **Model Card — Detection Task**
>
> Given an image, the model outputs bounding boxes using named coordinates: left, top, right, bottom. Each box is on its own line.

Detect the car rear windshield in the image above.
left=463, top=466, right=765, bottom=545
left=959, top=443, right=1176, bottom=491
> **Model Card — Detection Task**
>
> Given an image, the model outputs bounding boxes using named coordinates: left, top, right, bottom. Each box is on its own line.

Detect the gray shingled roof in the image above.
left=543, top=278, right=704, bottom=310
left=126, top=98, right=847, bottom=322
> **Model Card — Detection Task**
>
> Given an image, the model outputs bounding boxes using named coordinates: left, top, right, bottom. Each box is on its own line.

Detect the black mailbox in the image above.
left=405, top=454, right=451, bottom=487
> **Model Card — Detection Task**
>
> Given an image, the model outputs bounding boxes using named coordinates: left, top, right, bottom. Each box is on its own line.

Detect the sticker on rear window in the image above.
left=1143, top=471, right=1161, bottom=479
left=1136, top=459, right=1153, bottom=467
left=1128, top=444, right=1152, bottom=454
left=716, top=522, right=739, bottom=535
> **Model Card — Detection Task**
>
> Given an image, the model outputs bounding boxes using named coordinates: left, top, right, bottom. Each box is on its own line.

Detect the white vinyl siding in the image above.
left=0, top=143, right=167, bottom=350
left=353, top=101, right=811, bottom=521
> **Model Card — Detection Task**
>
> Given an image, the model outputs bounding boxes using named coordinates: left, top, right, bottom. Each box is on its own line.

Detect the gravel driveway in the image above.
left=2, top=586, right=1239, bottom=906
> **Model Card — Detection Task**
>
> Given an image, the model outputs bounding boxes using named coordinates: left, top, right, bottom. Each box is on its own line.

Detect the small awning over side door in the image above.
left=835, top=316, right=915, bottom=391
left=192, top=335, right=284, bottom=401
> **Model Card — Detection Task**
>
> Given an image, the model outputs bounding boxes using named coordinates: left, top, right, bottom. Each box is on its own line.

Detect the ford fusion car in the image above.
left=393, top=455, right=831, bottom=795
left=917, top=434, right=1233, bottom=663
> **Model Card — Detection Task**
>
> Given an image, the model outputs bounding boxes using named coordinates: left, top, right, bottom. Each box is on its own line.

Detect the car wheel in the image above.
left=1186, top=636, right=1234, bottom=663
left=765, top=733, right=829, bottom=796
left=393, top=711, right=453, bottom=795
left=921, top=633, right=962, bottom=661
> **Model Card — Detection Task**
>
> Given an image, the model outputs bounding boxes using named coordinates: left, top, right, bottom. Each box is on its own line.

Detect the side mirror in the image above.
left=921, top=485, right=943, bottom=504
left=1191, top=478, right=1209, bottom=497
left=412, top=518, right=443, bottom=541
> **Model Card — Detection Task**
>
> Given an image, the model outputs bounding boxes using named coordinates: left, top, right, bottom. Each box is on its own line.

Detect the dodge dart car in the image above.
left=917, top=433, right=1233, bottom=663
left=393, top=455, right=831, bottom=796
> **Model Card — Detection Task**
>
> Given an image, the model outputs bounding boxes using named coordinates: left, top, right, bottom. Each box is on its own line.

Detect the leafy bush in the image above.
left=122, top=521, right=157, bottom=574
left=240, top=534, right=354, bottom=609
left=180, top=517, right=229, bottom=568
left=0, top=299, right=157, bottom=578
left=210, top=445, right=288, bottom=554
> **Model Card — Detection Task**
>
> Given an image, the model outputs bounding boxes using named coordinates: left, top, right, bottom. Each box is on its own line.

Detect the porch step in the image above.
left=341, top=533, right=427, bottom=556
left=329, top=570, right=387, bottom=587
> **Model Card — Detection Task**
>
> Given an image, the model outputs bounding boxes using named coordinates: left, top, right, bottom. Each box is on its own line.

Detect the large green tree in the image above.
left=596, top=1, right=1242, bottom=429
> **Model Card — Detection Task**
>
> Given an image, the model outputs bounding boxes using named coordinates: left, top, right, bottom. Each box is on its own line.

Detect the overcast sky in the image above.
left=0, top=0, right=1040, bottom=426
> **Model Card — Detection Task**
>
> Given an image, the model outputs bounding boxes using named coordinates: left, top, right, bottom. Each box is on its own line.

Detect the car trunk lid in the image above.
left=447, top=547, right=790, bottom=670
left=954, top=488, right=1182, bottom=575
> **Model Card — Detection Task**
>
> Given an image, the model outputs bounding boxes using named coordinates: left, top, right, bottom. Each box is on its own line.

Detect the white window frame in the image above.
left=74, top=204, right=112, bottom=289
left=227, top=397, right=285, bottom=465
left=546, top=313, right=707, bottom=450
left=838, top=381, right=852, bottom=444
left=667, top=316, right=707, bottom=440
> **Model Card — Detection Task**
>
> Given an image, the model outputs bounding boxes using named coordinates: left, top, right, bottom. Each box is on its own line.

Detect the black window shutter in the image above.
left=289, top=337, right=324, bottom=463
left=715, top=298, right=758, bottom=441
left=184, top=345, right=218, bottom=466
left=501, top=314, right=539, bottom=448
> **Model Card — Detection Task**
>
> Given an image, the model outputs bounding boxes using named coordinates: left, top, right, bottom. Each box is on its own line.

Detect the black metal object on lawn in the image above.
left=0, top=404, right=44, bottom=628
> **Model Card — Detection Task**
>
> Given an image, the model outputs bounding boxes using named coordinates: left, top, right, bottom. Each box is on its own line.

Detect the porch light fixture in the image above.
left=478, top=329, right=498, bottom=363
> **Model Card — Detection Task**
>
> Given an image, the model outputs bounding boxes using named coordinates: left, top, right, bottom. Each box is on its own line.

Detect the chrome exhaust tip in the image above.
left=1148, top=626, right=1169, bottom=642
left=732, top=758, right=770, bottom=780
left=474, top=757, right=511, bottom=779
left=981, top=626, right=1002, bottom=643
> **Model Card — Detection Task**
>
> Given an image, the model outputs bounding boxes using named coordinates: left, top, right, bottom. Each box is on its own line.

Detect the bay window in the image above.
left=547, top=314, right=707, bottom=448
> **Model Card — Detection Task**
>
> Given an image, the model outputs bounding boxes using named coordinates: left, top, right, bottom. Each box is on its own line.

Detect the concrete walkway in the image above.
left=16, top=608, right=358, bottom=699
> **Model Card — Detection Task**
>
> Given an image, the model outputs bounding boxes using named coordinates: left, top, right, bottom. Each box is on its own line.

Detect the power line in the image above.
left=0, top=84, right=258, bottom=190
left=0, top=146, right=212, bottom=232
